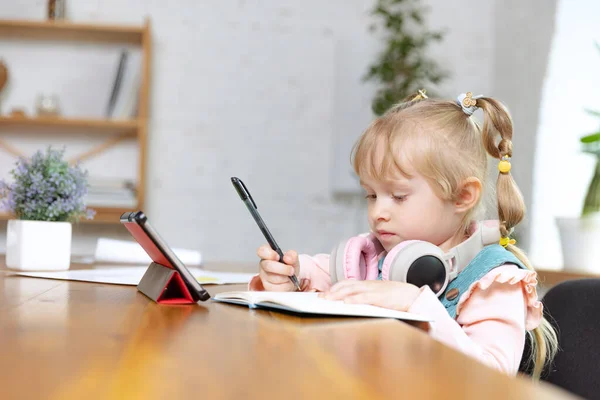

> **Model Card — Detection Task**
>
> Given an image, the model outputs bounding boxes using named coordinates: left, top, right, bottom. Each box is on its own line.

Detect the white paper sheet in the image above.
left=11, top=266, right=254, bottom=286
left=94, top=238, right=202, bottom=265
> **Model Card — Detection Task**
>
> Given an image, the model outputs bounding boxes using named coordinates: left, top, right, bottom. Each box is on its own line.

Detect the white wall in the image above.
left=492, top=0, right=558, bottom=256
left=0, top=1, right=524, bottom=264
left=529, top=0, right=600, bottom=268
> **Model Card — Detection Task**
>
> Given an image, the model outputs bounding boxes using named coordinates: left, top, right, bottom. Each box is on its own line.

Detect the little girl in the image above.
left=248, top=90, right=557, bottom=379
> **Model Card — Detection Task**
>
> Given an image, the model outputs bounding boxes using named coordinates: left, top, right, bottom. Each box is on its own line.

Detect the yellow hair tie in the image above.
left=498, top=155, right=511, bottom=174
left=499, top=237, right=516, bottom=248
left=412, top=89, right=428, bottom=101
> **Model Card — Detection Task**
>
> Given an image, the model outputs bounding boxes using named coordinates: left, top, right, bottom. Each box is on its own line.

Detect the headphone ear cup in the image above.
left=329, top=236, right=380, bottom=284
left=383, top=241, right=449, bottom=296
left=330, top=240, right=346, bottom=285
left=380, top=240, right=420, bottom=280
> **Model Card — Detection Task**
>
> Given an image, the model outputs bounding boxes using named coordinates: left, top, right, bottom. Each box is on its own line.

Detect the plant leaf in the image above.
left=581, top=132, right=600, bottom=143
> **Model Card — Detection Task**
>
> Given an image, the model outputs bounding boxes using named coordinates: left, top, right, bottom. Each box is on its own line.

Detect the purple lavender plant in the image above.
left=0, top=147, right=95, bottom=222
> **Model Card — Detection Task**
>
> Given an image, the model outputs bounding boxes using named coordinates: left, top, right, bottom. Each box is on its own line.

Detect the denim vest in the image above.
left=378, top=244, right=526, bottom=318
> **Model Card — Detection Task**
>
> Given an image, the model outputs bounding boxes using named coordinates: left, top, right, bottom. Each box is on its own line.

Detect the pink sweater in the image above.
left=249, top=253, right=543, bottom=375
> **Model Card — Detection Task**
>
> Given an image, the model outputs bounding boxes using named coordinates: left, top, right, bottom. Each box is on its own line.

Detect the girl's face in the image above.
left=360, top=169, right=465, bottom=253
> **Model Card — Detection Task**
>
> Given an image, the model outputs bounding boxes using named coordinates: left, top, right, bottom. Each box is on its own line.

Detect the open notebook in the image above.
left=212, top=291, right=432, bottom=322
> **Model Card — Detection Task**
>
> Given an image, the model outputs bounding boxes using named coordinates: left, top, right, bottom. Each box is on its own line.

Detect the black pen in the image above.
left=231, top=177, right=302, bottom=291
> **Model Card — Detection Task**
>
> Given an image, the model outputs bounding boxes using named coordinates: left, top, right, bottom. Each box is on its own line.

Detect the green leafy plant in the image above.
left=364, top=0, right=448, bottom=115
left=0, top=147, right=95, bottom=222
left=581, top=113, right=600, bottom=217
left=580, top=42, right=600, bottom=217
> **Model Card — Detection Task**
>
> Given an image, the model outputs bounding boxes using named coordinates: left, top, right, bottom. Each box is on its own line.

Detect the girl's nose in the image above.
left=372, top=200, right=391, bottom=222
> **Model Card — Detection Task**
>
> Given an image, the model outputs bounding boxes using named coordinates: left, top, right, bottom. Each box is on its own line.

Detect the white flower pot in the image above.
left=556, top=216, right=600, bottom=273
left=6, top=219, right=72, bottom=271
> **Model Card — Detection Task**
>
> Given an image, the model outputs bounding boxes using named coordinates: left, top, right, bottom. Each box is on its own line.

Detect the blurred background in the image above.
left=0, top=0, right=599, bottom=271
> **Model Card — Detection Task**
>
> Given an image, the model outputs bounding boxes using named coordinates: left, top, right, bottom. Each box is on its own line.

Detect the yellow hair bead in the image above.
left=499, top=237, right=516, bottom=248
left=498, top=160, right=511, bottom=174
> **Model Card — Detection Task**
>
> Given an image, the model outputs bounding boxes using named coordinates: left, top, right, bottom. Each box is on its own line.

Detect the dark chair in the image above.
left=520, top=279, right=600, bottom=399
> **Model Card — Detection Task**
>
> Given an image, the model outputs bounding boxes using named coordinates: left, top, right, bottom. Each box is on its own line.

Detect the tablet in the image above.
left=120, top=211, right=211, bottom=302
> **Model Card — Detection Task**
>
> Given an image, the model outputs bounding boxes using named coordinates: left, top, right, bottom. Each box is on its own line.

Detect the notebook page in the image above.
left=213, top=291, right=257, bottom=303
left=254, top=292, right=431, bottom=322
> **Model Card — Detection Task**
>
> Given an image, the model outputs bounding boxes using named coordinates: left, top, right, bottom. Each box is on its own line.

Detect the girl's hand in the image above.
left=319, top=280, right=421, bottom=312
left=257, top=245, right=308, bottom=292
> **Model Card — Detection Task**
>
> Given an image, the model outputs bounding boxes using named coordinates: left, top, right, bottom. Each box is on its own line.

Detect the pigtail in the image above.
left=477, top=98, right=525, bottom=236
left=507, top=244, right=558, bottom=379
left=477, top=97, right=558, bottom=380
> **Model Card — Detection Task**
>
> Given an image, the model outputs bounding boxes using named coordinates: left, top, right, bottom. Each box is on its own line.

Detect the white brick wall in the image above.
left=0, top=1, right=531, bottom=264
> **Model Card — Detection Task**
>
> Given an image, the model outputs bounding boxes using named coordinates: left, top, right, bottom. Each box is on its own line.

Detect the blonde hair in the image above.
left=351, top=92, right=557, bottom=380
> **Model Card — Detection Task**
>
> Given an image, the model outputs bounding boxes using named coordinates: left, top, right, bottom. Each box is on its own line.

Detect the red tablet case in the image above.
left=123, top=221, right=196, bottom=304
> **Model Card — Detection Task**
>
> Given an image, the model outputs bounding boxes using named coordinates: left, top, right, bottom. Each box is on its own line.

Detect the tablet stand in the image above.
left=137, top=262, right=196, bottom=304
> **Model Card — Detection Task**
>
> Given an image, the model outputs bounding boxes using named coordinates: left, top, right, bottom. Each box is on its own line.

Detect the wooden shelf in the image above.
left=0, top=17, right=151, bottom=221
left=85, top=207, right=135, bottom=224
left=0, top=116, right=139, bottom=135
left=0, top=206, right=134, bottom=225
left=0, top=19, right=144, bottom=45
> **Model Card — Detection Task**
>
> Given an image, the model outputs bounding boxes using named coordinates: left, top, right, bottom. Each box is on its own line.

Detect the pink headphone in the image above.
left=329, top=220, right=501, bottom=296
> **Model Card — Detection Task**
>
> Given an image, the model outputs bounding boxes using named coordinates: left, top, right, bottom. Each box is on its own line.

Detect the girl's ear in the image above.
left=455, top=177, right=482, bottom=213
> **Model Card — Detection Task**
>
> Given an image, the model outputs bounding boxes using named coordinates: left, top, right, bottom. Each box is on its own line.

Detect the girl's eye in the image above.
left=393, top=195, right=407, bottom=202
left=365, top=194, right=376, bottom=200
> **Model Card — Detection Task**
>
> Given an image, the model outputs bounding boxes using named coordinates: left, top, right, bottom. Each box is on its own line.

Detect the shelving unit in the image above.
left=0, top=18, right=151, bottom=224
left=0, top=207, right=130, bottom=224
left=0, top=116, right=139, bottom=134
left=0, top=19, right=144, bottom=44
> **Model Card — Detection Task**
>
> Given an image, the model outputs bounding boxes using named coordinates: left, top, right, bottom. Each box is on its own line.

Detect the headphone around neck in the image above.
left=329, top=220, right=501, bottom=296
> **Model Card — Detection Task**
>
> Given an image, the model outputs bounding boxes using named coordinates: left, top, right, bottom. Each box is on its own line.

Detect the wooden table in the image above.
left=0, top=261, right=579, bottom=399
left=536, top=267, right=599, bottom=288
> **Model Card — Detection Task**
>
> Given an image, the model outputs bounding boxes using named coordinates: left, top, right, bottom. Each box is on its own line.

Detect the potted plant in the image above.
left=363, top=0, right=448, bottom=116
left=556, top=117, right=600, bottom=272
left=0, top=147, right=95, bottom=271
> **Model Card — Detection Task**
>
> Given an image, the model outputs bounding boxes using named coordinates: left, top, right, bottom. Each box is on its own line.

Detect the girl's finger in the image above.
left=342, top=293, right=371, bottom=305
left=322, top=283, right=365, bottom=300
left=283, top=250, right=299, bottom=267
left=262, top=279, right=294, bottom=292
left=260, top=260, right=294, bottom=276
left=327, top=279, right=363, bottom=293
left=300, top=278, right=311, bottom=291
left=257, top=245, right=280, bottom=261
left=259, top=269, right=291, bottom=284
